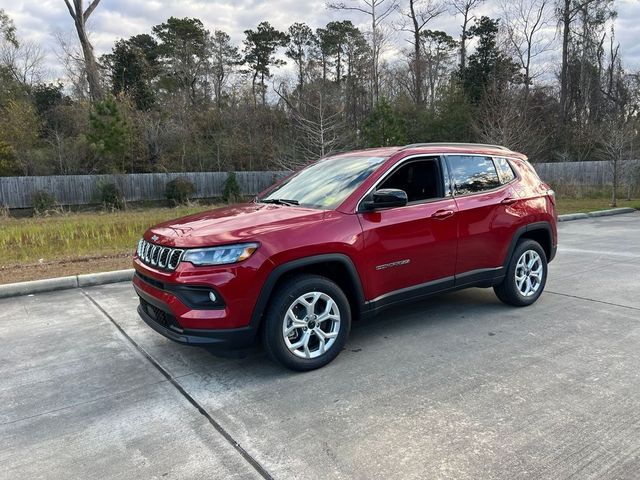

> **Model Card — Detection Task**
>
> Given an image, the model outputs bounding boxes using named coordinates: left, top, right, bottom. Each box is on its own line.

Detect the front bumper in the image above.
left=135, top=282, right=257, bottom=349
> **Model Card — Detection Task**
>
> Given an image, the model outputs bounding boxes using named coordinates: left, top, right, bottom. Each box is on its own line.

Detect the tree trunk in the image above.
left=611, top=158, right=618, bottom=207
left=460, top=8, right=469, bottom=69
left=559, top=0, right=570, bottom=124
left=64, top=0, right=103, bottom=103
left=410, top=0, right=423, bottom=106
left=371, top=1, right=379, bottom=104
left=298, top=57, right=304, bottom=94
left=251, top=71, right=258, bottom=107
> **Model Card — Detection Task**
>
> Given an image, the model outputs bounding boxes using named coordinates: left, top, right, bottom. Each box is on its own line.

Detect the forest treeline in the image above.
left=0, top=0, right=638, bottom=176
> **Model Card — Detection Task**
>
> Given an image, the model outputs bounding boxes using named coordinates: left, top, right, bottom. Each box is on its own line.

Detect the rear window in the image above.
left=447, top=155, right=501, bottom=195
left=494, top=157, right=516, bottom=184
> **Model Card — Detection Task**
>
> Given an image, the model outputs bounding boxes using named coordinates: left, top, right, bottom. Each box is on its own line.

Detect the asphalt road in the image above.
left=2, top=213, right=640, bottom=480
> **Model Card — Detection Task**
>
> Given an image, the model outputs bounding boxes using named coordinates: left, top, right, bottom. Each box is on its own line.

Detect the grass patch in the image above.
left=556, top=196, right=640, bottom=215
left=0, top=205, right=214, bottom=267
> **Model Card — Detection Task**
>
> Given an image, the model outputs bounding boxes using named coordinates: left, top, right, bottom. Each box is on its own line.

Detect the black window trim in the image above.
left=442, top=153, right=519, bottom=199
left=356, top=154, right=449, bottom=212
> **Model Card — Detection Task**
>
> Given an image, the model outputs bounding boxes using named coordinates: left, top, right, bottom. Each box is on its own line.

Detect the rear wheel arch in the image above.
left=251, top=254, right=365, bottom=331
left=504, top=221, right=554, bottom=267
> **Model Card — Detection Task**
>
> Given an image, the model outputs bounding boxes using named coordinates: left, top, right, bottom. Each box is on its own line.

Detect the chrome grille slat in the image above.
left=150, top=245, right=159, bottom=265
left=137, top=238, right=183, bottom=272
left=158, top=248, right=170, bottom=268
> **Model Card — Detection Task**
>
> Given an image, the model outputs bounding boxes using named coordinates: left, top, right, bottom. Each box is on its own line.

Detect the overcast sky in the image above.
left=2, top=0, right=639, bottom=84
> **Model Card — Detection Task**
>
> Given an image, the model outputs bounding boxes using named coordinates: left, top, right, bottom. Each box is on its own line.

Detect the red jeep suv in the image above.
left=133, top=143, right=557, bottom=370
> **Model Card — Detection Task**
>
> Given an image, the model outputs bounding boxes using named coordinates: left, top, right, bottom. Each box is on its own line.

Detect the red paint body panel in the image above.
left=357, top=198, right=458, bottom=299
left=133, top=145, right=557, bottom=343
left=452, top=184, right=524, bottom=273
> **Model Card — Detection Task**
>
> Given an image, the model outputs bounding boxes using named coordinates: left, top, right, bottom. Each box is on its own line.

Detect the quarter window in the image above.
left=494, top=157, right=516, bottom=184
left=447, top=155, right=501, bottom=195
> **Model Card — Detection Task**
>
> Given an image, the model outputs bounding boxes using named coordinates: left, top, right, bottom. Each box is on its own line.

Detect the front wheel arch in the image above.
left=250, top=254, right=365, bottom=332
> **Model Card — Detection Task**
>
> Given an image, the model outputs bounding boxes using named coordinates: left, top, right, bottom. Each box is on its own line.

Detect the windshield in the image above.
left=260, top=155, right=387, bottom=209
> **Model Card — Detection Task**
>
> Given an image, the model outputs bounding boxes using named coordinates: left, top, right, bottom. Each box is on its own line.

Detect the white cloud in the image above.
left=1, top=0, right=638, bottom=84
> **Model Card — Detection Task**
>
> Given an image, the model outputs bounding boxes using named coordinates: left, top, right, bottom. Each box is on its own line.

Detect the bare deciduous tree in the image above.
left=473, top=86, right=548, bottom=159
left=0, top=39, right=46, bottom=85
left=449, top=0, right=486, bottom=69
left=55, top=31, right=90, bottom=100
left=598, top=119, right=634, bottom=207
left=401, top=0, right=445, bottom=106
left=500, top=0, right=553, bottom=99
left=328, top=0, right=399, bottom=104
left=275, top=83, right=345, bottom=167
left=62, top=0, right=103, bottom=102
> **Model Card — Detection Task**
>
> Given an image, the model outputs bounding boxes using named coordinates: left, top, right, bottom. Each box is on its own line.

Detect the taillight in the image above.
left=547, top=189, right=556, bottom=205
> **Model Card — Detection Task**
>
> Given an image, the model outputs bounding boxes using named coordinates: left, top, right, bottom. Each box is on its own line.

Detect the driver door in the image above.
left=357, top=156, right=458, bottom=302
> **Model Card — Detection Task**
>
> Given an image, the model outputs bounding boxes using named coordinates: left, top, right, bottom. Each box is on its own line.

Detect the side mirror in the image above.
left=362, top=188, right=408, bottom=211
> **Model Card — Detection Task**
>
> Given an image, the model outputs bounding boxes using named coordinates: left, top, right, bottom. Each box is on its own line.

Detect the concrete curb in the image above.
left=558, top=207, right=636, bottom=222
left=0, top=269, right=134, bottom=299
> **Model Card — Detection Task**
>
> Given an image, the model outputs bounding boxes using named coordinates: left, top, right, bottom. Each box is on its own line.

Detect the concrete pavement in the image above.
left=2, top=213, right=639, bottom=479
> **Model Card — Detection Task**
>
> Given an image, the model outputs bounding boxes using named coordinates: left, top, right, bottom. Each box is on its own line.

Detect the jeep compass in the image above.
left=133, top=143, right=558, bottom=371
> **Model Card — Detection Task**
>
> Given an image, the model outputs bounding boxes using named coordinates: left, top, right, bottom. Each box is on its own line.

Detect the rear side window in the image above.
left=447, top=155, right=501, bottom=195
left=494, top=157, right=516, bottom=184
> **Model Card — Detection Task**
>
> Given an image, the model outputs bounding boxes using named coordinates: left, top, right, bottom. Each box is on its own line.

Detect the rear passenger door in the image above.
left=446, top=155, right=519, bottom=285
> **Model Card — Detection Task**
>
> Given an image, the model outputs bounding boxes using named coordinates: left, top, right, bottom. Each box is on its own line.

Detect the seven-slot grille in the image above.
left=137, top=238, right=184, bottom=271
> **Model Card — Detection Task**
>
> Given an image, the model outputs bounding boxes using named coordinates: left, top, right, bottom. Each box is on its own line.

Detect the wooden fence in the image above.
left=534, top=160, right=640, bottom=186
left=0, top=171, right=288, bottom=209
left=2, top=160, right=639, bottom=209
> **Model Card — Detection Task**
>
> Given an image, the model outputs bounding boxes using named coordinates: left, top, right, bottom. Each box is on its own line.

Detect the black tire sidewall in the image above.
left=262, top=275, right=351, bottom=371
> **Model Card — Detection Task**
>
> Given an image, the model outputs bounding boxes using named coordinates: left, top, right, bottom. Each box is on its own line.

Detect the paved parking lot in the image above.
left=2, top=213, right=640, bottom=480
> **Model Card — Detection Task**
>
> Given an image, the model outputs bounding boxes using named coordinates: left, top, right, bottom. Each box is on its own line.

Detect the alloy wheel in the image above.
left=282, top=291, right=341, bottom=359
left=515, top=250, right=544, bottom=297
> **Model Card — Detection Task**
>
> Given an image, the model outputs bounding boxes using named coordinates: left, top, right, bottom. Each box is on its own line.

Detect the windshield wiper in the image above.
left=261, top=198, right=300, bottom=206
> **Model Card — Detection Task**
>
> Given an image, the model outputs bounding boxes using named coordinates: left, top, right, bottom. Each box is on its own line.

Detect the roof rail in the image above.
left=401, top=142, right=511, bottom=151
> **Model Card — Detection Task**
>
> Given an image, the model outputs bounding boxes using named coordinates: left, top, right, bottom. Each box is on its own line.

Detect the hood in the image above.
left=147, top=202, right=326, bottom=247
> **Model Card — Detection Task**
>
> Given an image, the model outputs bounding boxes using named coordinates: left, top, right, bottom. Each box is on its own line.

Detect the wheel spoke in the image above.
left=283, top=309, right=306, bottom=336
left=524, top=277, right=532, bottom=295
left=299, top=292, right=321, bottom=314
left=289, top=330, right=310, bottom=351
left=303, top=331, right=312, bottom=358
left=316, top=332, right=326, bottom=354
left=316, top=299, right=336, bottom=321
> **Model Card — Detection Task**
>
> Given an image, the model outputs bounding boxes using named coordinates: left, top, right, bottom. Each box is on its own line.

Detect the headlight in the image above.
left=181, top=243, right=259, bottom=266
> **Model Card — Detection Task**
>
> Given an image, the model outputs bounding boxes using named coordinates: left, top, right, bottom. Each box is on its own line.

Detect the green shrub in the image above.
left=31, top=190, right=57, bottom=216
left=0, top=204, right=10, bottom=218
left=97, top=181, right=125, bottom=210
left=222, top=171, right=241, bottom=203
left=166, top=177, right=196, bottom=206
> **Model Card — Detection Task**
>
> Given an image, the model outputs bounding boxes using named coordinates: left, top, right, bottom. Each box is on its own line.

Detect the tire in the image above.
left=262, top=274, right=351, bottom=371
left=494, top=239, right=548, bottom=307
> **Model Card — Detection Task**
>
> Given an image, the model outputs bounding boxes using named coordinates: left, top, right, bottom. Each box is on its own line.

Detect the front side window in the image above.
left=447, top=155, right=501, bottom=195
left=260, top=155, right=387, bottom=209
left=378, top=158, right=443, bottom=203
left=494, top=157, right=516, bottom=184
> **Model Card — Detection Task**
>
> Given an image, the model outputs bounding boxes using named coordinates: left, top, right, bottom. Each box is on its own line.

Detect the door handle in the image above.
left=501, top=197, right=519, bottom=205
left=431, top=209, right=454, bottom=220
